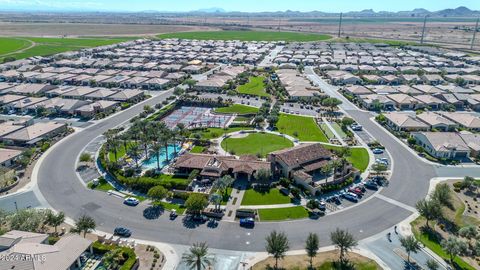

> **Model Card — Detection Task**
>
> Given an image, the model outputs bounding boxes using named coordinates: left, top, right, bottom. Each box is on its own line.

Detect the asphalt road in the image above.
left=2, top=70, right=479, bottom=253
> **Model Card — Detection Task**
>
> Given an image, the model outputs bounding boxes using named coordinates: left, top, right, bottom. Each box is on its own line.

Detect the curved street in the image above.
left=2, top=72, right=480, bottom=252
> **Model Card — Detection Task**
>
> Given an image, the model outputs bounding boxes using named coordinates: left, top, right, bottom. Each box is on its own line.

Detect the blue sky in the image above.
left=0, top=0, right=479, bottom=12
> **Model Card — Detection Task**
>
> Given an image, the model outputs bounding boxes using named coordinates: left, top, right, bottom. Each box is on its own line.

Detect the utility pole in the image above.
left=471, top=17, right=479, bottom=50
left=337, top=13, right=343, bottom=38
left=420, top=15, right=428, bottom=44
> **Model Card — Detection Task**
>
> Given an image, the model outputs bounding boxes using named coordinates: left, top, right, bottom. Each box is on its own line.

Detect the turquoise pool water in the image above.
left=141, top=144, right=181, bottom=170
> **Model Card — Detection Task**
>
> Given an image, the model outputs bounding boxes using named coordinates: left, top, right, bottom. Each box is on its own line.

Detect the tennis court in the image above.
left=162, top=106, right=234, bottom=129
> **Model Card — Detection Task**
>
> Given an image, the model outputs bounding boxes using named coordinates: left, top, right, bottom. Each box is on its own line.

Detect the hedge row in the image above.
left=92, top=241, right=137, bottom=270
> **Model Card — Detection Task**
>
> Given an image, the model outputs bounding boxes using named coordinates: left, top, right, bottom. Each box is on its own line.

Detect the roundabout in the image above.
left=4, top=82, right=479, bottom=254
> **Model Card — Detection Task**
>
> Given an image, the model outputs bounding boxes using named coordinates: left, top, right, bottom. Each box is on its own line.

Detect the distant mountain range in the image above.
left=180, top=6, right=480, bottom=17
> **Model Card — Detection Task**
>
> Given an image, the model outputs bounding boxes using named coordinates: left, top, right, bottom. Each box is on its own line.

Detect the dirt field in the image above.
left=252, top=251, right=380, bottom=270
left=0, top=22, right=217, bottom=37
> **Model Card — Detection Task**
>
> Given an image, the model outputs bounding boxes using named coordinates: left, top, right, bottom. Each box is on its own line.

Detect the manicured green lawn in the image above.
left=155, top=201, right=186, bottom=214
left=319, top=123, right=335, bottom=140
left=331, top=122, right=348, bottom=139
left=158, top=31, right=332, bottom=42
left=277, top=113, right=328, bottom=142
left=190, top=145, right=205, bottom=153
left=258, top=206, right=309, bottom=221
left=108, top=142, right=137, bottom=162
left=323, top=145, right=370, bottom=172
left=214, top=104, right=259, bottom=115
left=0, top=37, right=31, bottom=55
left=194, top=127, right=253, bottom=140
left=88, top=178, right=114, bottom=192
left=241, top=188, right=292, bottom=205
left=221, top=133, right=293, bottom=157
left=2, top=37, right=132, bottom=62
left=236, top=76, right=269, bottom=97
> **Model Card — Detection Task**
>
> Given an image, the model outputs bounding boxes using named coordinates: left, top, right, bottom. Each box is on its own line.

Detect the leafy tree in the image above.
left=185, top=79, right=197, bottom=91
left=79, top=153, right=92, bottom=163
left=415, top=199, right=442, bottom=228
left=185, top=194, right=208, bottom=215
left=265, top=230, right=290, bottom=270
left=399, top=235, right=420, bottom=264
left=10, top=209, right=49, bottom=232
left=330, top=228, right=358, bottom=264
left=305, top=233, right=319, bottom=269
left=341, top=117, right=355, bottom=127
left=426, top=259, right=439, bottom=270
left=441, top=236, right=467, bottom=264
left=181, top=242, right=214, bottom=270
left=147, top=186, right=168, bottom=202
left=213, top=175, right=234, bottom=197
left=46, top=211, right=65, bottom=234
left=254, top=168, right=271, bottom=184
left=173, top=87, right=185, bottom=96
left=458, top=225, right=478, bottom=247
left=73, top=214, right=96, bottom=238
left=431, top=183, right=452, bottom=208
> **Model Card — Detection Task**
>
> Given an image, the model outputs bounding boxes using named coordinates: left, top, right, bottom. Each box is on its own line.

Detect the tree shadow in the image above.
left=143, top=205, right=164, bottom=220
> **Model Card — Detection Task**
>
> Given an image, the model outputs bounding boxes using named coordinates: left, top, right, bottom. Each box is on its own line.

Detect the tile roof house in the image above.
left=0, top=148, right=23, bottom=167
left=383, top=112, right=429, bottom=131
left=416, top=112, right=458, bottom=131
left=387, top=94, right=424, bottom=110
left=174, top=153, right=270, bottom=180
left=2, top=122, right=67, bottom=145
left=412, top=132, right=470, bottom=159
left=0, top=230, right=93, bottom=270
left=440, top=112, right=480, bottom=131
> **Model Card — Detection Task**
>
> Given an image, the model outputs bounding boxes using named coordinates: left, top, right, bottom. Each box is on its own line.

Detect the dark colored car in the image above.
left=239, top=218, right=255, bottom=228
left=114, top=227, right=132, bottom=237
left=364, top=181, right=378, bottom=190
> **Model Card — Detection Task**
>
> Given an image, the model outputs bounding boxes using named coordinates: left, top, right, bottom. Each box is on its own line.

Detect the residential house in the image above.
left=383, top=112, right=429, bottom=131
left=412, top=132, right=470, bottom=159
left=2, top=122, right=67, bottom=145
left=416, top=112, right=458, bottom=131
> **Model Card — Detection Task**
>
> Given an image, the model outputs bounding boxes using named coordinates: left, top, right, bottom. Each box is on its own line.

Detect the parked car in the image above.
left=364, top=181, right=378, bottom=190
left=375, top=159, right=388, bottom=166
left=372, top=148, right=384, bottom=154
left=343, top=193, right=358, bottom=202
left=378, top=158, right=389, bottom=164
left=351, top=124, right=363, bottom=131
left=239, top=217, right=255, bottom=228
left=114, top=227, right=132, bottom=237
left=348, top=187, right=363, bottom=196
left=169, top=209, right=178, bottom=220
left=123, top=197, right=139, bottom=206
left=191, top=215, right=208, bottom=223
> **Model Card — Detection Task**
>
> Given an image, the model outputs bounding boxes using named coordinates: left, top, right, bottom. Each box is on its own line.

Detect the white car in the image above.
left=123, top=197, right=139, bottom=206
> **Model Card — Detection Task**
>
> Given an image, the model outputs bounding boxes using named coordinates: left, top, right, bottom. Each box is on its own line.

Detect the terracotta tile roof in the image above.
left=269, top=143, right=332, bottom=167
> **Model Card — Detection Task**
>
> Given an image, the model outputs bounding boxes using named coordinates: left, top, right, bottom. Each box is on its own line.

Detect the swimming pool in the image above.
left=141, top=144, right=182, bottom=170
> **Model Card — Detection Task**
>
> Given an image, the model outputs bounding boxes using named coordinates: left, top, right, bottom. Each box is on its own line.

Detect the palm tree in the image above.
left=265, top=230, right=290, bottom=269
left=400, top=235, right=420, bottom=264
left=46, top=211, right=65, bottom=235
left=162, top=129, right=172, bottom=162
left=150, top=143, right=163, bottom=171
left=103, top=248, right=125, bottom=269
left=305, top=233, right=319, bottom=270
left=127, top=144, right=142, bottom=168
left=105, top=131, right=120, bottom=162
left=74, top=214, right=96, bottom=238
left=330, top=228, right=358, bottom=264
left=181, top=242, right=214, bottom=270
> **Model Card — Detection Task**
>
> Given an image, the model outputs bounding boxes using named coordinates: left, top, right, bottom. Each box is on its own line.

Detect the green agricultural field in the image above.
left=333, top=37, right=421, bottom=46
left=158, top=31, right=332, bottom=42
left=258, top=206, right=309, bottom=221
left=277, top=113, right=328, bottom=142
left=237, top=76, right=269, bottom=97
left=1, top=37, right=133, bottom=62
left=241, top=188, right=292, bottom=205
left=324, top=145, right=370, bottom=172
left=0, top=37, right=32, bottom=56
left=221, top=133, right=293, bottom=157
left=214, top=104, right=259, bottom=115
left=193, top=127, right=253, bottom=140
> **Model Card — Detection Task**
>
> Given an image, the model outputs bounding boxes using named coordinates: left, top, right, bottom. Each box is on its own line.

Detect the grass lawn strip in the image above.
left=258, top=206, right=309, bottom=221
left=241, top=188, right=292, bottom=205
left=331, top=122, right=348, bottom=139
left=221, top=133, right=293, bottom=157
left=236, top=76, right=269, bottom=97
left=277, top=113, right=328, bottom=142
left=214, top=104, right=259, bottom=115
left=319, top=123, right=335, bottom=140
left=158, top=31, right=331, bottom=42
left=323, top=145, right=370, bottom=172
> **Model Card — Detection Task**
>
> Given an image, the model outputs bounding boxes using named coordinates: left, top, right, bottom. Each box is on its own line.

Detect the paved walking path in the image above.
left=223, top=179, right=248, bottom=221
